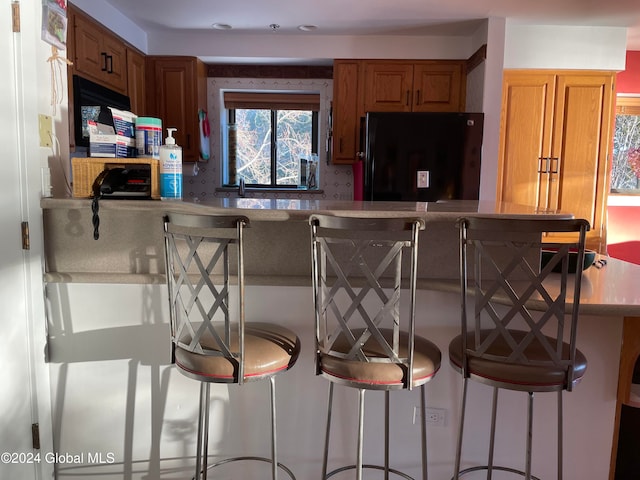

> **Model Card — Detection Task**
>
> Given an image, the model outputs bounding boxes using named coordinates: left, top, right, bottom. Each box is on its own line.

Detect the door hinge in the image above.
left=32, top=423, right=40, bottom=450
left=12, top=2, right=20, bottom=33
left=21, top=221, right=30, bottom=250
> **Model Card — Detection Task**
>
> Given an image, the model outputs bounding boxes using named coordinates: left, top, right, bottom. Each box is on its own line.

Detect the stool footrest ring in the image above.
left=454, top=465, right=541, bottom=480
left=327, top=464, right=414, bottom=479
left=197, top=455, right=296, bottom=480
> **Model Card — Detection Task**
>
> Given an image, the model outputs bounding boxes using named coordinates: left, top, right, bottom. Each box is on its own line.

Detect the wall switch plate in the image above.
left=417, top=170, right=429, bottom=189
left=39, top=114, right=52, bottom=148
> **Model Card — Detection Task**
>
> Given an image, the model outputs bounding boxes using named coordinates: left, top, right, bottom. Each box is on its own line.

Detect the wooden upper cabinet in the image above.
left=412, top=63, right=464, bottom=112
left=363, top=63, right=414, bottom=112
left=72, top=10, right=127, bottom=94
left=363, top=61, right=465, bottom=113
left=146, top=56, right=207, bottom=162
left=497, top=70, right=615, bottom=251
left=332, top=61, right=363, bottom=163
left=126, top=48, right=146, bottom=115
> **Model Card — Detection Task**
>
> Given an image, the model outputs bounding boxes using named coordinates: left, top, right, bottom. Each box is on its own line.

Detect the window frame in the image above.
left=227, top=108, right=319, bottom=188
left=223, top=91, right=321, bottom=188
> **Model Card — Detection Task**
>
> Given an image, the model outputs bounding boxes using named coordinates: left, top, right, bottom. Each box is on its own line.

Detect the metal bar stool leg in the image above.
left=356, top=389, right=366, bottom=480
left=195, top=382, right=211, bottom=480
left=487, top=387, right=499, bottom=480
left=322, top=383, right=334, bottom=480
left=195, top=383, right=204, bottom=480
left=453, top=377, right=469, bottom=479
left=385, top=390, right=390, bottom=480
left=420, top=384, right=428, bottom=480
left=525, top=392, right=534, bottom=480
left=557, top=391, right=563, bottom=480
left=270, top=376, right=279, bottom=480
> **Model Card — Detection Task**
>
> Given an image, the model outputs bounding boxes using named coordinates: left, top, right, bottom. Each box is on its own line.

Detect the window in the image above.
left=611, top=96, right=640, bottom=194
left=224, top=92, right=320, bottom=187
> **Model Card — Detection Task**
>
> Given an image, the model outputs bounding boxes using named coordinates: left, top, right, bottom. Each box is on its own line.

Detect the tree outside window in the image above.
left=224, top=91, right=320, bottom=188
left=611, top=96, right=640, bottom=194
left=233, top=108, right=313, bottom=186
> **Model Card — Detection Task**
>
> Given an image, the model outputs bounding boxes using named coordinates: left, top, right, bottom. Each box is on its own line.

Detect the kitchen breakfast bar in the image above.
left=41, top=197, right=640, bottom=480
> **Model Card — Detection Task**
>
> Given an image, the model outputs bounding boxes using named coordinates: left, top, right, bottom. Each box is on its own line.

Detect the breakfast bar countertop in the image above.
left=41, top=197, right=640, bottom=316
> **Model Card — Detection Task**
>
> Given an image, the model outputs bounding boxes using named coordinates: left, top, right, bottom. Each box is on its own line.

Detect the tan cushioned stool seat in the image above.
left=320, top=328, right=441, bottom=387
left=448, top=329, right=587, bottom=388
left=175, top=322, right=301, bottom=382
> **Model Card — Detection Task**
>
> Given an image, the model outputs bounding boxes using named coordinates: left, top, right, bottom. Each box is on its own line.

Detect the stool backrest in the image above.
left=164, top=213, right=249, bottom=383
left=458, top=216, right=590, bottom=390
left=310, top=214, right=425, bottom=389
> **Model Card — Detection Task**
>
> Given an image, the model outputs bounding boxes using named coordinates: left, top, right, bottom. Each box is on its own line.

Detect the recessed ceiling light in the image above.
left=212, top=23, right=232, bottom=30
left=298, top=25, right=318, bottom=32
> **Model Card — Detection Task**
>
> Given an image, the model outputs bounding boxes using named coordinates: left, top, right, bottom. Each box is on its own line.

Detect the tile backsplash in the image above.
left=182, top=77, right=354, bottom=202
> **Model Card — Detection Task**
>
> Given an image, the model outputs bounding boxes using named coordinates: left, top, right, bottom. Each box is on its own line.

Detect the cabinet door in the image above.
left=497, top=72, right=556, bottom=207
left=332, top=61, right=361, bottom=163
left=72, top=13, right=127, bottom=94
left=412, top=63, right=464, bottom=112
left=363, top=63, right=414, bottom=112
left=101, top=34, right=127, bottom=93
left=550, top=73, right=613, bottom=246
left=148, top=57, right=205, bottom=162
left=127, top=49, right=146, bottom=115
left=73, top=14, right=106, bottom=83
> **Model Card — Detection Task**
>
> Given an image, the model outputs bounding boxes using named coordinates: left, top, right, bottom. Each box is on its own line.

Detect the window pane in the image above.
left=236, top=109, right=271, bottom=184
left=612, top=113, right=640, bottom=193
left=276, top=110, right=312, bottom=185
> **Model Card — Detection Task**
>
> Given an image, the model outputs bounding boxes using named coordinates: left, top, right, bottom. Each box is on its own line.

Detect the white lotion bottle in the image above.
left=159, top=128, right=183, bottom=200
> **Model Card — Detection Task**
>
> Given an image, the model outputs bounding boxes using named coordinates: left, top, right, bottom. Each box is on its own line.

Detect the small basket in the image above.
left=71, top=157, right=160, bottom=199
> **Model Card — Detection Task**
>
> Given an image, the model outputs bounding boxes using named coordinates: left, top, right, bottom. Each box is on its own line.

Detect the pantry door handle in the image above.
left=537, top=157, right=549, bottom=173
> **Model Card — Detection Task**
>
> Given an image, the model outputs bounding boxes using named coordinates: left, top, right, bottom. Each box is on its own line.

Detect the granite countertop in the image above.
left=40, top=197, right=574, bottom=221
left=40, top=197, right=640, bottom=316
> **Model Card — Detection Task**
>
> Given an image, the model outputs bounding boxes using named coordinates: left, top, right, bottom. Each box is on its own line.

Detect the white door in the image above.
left=1, top=1, right=53, bottom=479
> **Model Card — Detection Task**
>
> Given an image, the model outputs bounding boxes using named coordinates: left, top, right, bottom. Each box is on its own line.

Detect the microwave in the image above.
left=72, top=75, right=131, bottom=148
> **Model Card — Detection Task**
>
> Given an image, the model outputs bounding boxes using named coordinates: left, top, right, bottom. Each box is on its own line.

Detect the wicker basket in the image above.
left=72, top=157, right=160, bottom=199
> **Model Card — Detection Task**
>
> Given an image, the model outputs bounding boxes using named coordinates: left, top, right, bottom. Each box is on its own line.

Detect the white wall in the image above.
left=68, top=0, right=147, bottom=52
left=504, top=23, right=628, bottom=70
left=147, top=31, right=485, bottom=64
left=46, top=282, right=622, bottom=480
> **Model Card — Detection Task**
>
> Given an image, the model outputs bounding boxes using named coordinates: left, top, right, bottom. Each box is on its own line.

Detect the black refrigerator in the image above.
left=363, top=112, right=484, bottom=202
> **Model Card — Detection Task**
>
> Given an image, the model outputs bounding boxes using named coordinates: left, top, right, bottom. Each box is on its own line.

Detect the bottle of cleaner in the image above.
left=159, top=128, right=182, bottom=200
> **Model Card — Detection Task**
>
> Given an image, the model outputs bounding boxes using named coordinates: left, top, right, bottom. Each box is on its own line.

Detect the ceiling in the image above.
left=103, top=0, right=640, bottom=53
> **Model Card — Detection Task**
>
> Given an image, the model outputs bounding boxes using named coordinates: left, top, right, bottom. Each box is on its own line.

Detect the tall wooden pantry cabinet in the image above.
left=497, top=70, right=615, bottom=251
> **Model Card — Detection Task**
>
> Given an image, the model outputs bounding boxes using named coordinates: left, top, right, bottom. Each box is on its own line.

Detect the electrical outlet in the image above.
left=38, top=114, right=52, bottom=148
left=413, top=406, right=446, bottom=427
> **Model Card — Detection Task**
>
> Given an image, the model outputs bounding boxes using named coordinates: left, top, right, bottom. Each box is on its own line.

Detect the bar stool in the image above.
left=163, top=213, right=301, bottom=480
left=449, top=216, right=590, bottom=479
left=309, top=214, right=442, bottom=480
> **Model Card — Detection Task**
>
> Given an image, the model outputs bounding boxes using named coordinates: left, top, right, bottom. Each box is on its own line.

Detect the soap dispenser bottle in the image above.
left=159, top=127, right=182, bottom=200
